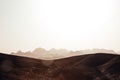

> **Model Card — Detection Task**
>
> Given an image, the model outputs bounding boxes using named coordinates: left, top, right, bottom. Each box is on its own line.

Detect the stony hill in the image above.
left=0, top=53, right=120, bottom=80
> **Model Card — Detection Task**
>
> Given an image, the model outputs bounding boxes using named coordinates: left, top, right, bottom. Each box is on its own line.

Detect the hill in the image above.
left=0, top=53, right=120, bottom=80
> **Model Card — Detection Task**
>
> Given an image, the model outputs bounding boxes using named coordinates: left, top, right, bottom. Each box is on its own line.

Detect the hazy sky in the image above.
left=0, top=0, right=120, bottom=53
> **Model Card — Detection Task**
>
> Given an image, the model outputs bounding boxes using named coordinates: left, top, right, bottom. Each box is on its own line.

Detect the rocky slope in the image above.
left=0, top=53, right=120, bottom=80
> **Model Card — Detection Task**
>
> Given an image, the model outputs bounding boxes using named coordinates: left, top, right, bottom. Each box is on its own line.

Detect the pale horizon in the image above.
left=0, top=0, right=120, bottom=53
left=11, top=47, right=117, bottom=60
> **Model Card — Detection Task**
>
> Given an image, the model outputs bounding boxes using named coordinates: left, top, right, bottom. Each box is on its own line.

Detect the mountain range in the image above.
left=11, top=48, right=116, bottom=60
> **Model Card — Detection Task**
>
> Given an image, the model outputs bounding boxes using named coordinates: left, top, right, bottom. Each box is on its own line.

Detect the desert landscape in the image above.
left=0, top=52, right=120, bottom=80
left=1, top=0, right=120, bottom=80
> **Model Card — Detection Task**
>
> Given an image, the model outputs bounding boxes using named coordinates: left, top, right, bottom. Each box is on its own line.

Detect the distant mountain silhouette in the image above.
left=0, top=53, right=120, bottom=80
left=11, top=48, right=116, bottom=60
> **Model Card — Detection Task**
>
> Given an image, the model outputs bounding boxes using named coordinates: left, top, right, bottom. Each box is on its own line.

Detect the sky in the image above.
left=0, top=0, right=120, bottom=53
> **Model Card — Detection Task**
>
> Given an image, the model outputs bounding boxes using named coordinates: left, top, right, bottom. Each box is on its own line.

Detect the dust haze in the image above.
left=11, top=48, right=117, bottom=60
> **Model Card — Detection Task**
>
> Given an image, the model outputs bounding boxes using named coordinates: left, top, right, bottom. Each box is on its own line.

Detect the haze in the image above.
left=11, top=48, right=116, bottom=60
left=0, top=0, right=120, bottom=53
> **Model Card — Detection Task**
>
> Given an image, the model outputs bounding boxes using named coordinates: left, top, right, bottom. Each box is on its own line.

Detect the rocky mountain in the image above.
left=11, top=48, right=116, bottom=60
left=0, top=53, right=120, bottom=80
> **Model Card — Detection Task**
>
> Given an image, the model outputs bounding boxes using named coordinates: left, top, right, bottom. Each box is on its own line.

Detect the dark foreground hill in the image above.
left=0, top=53, right=120, bottom=80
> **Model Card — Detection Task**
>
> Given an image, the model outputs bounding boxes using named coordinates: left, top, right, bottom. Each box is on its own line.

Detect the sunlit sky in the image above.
left=0, top=0, right=120, bottom=53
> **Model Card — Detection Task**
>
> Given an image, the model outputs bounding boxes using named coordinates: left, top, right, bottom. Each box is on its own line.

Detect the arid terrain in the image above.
left=0, top=53, right=120, bottom=80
